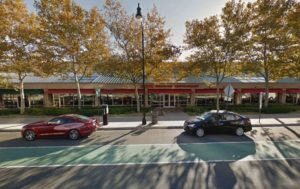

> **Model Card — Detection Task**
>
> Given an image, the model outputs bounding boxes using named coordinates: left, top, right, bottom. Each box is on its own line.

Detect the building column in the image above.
left=190, top=89, right=196, bottom=106
left=58, top=94, right=61, bottom=107
left=43, top=90, right=52, bottom=107
left=95, top=96, right=100, bottom=107
left=145, top=88, right=149, bottom=107
left=296, top=93, right=300, bottom=104
left=28, top=95, right=31, bottom=108
left=278, top=90, right=287, bottom=104
left=234, top=91, right=242, bottom=105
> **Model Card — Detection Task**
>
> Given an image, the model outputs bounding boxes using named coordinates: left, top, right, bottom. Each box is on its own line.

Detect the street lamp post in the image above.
left=136, top=3, right=147, bottom=125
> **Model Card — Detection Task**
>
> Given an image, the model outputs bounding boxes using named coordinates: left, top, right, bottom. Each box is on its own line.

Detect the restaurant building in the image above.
left=0, top=75, right=299, bottom=108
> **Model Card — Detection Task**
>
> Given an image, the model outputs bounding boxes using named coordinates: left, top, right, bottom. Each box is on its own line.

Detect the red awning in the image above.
left=155, top=85, right=173, bottom=88
left=102, top=89, right=143, bottom=94
left=287, top=89, right=300, bottom=93
left=148, top=89, right=192, bottom=94
left=241, top=89, right=283, bottom=93
left=196, top=89, right=219, bottom=93
left=175, top=84, right=199, bottom=88
left=47, top=89, right=95, bottom=94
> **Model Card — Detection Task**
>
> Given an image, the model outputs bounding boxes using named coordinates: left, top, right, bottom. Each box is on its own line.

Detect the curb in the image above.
left=98, top=126, right=181, bottom=131
left=97, top=124, right=299, bottom=130
left=1, top=123, right=298, bottom=132
left=0, top=129, right=20, bottom=132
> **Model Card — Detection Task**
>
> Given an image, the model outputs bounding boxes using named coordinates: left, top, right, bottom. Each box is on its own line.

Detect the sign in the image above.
left=95, top=88, right=101, bottom=97
left=224, top=96, right=232, bottom=101
left=224, top=84, right=235, bottom=97
left=224, top=84, right=235, bottom=102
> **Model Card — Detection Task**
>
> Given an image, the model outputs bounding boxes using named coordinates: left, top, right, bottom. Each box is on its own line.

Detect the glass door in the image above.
left=163, top=94, right=176, bottom=108
left=164, top=94, right=169, bottom=107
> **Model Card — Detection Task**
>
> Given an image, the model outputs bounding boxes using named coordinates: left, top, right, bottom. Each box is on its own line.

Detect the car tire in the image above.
left=69, top=129, right=80, bottom=140
left=235, top=127, right=244, bottom=136
left=24, top=130, right=36, bottom=141
left=196, top=128, right=205, bottom=137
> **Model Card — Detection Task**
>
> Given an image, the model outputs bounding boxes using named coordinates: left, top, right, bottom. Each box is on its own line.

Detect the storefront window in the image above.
left=269, top=93, right=277, bottom=103
left=286, top=93, right=299, bottom=104
left=83, top=95, right=95, bottom=106
left=30, top=94, right=44, bottom=107
left=241, top=93, right=251, bottom=104
left=149, top=94, right=163, bottom=107
left=196, top=95, right=216, bottom=105
left=177, top=95, right=189, bottom=106
left=3, top=94, right=18, bottom=108
left=123, top=96, right=133, bottom=106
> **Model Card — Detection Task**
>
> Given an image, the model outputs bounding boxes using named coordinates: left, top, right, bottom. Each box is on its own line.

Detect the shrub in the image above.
left=0, top=108, right=19, bottom=115
left=184, top=104, right=300, bottom=114
left=0, top=106, right=153, bottom=116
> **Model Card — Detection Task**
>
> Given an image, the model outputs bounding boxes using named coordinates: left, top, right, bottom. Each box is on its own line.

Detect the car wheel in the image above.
left=24, top=130, right=36, bottom=141
left=69, top=129, right=80, bottom=140
left=235, top=127, right=244, bottom=136
left=196, top=128, right=205, bottom=137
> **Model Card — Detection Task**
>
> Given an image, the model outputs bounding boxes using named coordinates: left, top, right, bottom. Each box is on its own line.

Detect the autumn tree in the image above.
left=35, top=0, right=109, bottom=109
left=282, top=1, right=300, bottom=78
left=243, top=0, right=296, bottom=107
left=101, top=0, right=176, bottom=112
left=185, top=0, right=251, bottom=111
left=0, top=0, right=40, bottom=114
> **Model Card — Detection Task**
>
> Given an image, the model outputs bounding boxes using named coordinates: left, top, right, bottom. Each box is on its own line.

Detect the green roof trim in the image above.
left=0, top=89, right=44, bottom=95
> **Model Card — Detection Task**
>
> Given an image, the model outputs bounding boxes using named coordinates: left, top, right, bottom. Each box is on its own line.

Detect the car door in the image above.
left=223, top=113, right=241, bottom=132
left=46, top=118, right=66, bottom=136
left=51, top=118, right=74, bottom=136
left=206, top=113, right=224, bottom=133
left=215, top=113, right=229, bottom=133
left=37, top=118, right=62, bottom=136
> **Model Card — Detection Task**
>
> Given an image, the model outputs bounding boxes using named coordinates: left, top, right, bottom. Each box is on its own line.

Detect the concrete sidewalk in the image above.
left=0, top=112, right=299, bottom=131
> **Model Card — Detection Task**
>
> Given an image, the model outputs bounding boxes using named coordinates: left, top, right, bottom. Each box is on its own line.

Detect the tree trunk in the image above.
left=19, top=80, right=25, bottom=114
left=135, top=85, right=140, bottom=113
left=74, top=73, right=82, bottom=109
left=264, top=79, right=269, bottom=108
left=216, top=82, right=220, bottom=112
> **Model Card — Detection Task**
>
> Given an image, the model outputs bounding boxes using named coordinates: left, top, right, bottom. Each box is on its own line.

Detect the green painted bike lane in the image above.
left=0, top=140, right=299, bottom=167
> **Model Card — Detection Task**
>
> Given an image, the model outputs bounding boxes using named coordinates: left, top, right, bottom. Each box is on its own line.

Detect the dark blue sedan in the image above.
left=183, top=110, right=252, bottom=137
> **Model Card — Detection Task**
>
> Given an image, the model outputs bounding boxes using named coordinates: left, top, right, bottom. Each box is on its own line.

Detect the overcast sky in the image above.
left=24, top=0, right=255, bottom=60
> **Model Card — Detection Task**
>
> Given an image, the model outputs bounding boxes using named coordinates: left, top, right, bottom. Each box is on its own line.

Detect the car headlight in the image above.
left=188, top=124, right=195, bottom=127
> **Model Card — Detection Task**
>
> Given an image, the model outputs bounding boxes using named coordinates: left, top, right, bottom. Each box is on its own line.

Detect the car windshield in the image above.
left=196, top=112, right=212, bottom=120
left=71, top=114, right=91, bottom=121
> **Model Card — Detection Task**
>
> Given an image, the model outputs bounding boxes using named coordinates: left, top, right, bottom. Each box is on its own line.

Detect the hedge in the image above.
left=0, top=106, right=153, bottom=116
left=184, top=104, right=300, bottom=114
left=1, top=105, right=298, bottom=116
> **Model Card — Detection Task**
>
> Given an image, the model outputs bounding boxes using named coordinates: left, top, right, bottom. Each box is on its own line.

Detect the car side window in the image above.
left=217, top=114, right=226, bottom=121
left=209, top=114, right=218, bottom=122
left=48, top=118, right=63, bottom=124
left=234, top=115, right=242, bottom=120
left=224, top=114, right=237, bottom=121
left=61, top=118, right=73, bottom=124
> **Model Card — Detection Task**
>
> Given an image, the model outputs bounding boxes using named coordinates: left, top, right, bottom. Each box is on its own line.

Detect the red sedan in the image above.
left=21, top=114, right=99, bottom=141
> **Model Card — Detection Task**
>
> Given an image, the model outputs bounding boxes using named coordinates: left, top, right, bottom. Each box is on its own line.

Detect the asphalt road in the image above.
left=0, top=126, right=299, bottom=189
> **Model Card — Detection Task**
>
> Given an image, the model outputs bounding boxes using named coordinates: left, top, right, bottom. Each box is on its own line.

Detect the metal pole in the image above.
left=226, top=86, right=230, bottom=111
left=259, top=92, right=262, bottom=124
left=141, top=20, right=146, bottom=125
